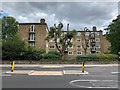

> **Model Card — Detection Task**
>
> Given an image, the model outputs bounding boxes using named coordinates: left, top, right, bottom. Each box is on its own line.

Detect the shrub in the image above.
left=76, top=53, right=118, bottom=62
left=42, top=51, right=61, bottom=60
left=2, top=36, right=25, bottom=60
left=76, top=55, right=89, bottom=62
left=95, top=53, right=117, bottom=60
left=21, top=46, right=45, bottom=60
left=48, top=51, right=60, bottom=56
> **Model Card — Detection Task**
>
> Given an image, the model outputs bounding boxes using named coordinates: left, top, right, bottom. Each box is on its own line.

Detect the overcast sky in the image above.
left=1, top=2, right=119, bottom=32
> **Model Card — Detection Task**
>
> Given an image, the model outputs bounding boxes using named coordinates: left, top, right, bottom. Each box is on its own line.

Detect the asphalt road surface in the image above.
left=1, top=66, right=119, bottom=89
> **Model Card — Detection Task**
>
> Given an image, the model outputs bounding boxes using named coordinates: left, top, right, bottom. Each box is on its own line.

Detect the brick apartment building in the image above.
left=18, top=18, right=111, bottom=57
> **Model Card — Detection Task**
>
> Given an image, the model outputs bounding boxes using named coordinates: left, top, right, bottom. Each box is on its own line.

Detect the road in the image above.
left=1, top=65, right=119, bottom=89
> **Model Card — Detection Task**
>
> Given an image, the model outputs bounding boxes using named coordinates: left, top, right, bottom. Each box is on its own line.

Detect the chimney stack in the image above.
left=93, top=26, right=97, bottom=31
left=40, top=18, right=45, bottom=24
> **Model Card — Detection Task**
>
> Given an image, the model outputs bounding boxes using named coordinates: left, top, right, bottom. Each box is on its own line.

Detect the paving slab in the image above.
left=29, top=71, right=63, bottom=75
left=5, top=70, right=34, bottom=75
left=42, top=65, right=63, bottom=68
left=63, top=70, right=89, bottom=75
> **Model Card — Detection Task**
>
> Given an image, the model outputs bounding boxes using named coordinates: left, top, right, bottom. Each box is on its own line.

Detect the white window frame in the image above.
left=68, top=51, right=73, bottom=55
left=68, top=45, right=73, bottom=48
left=86, top=51, right=90, bottom=55
left=77, top=32, right=81, bottom=36
left=29, top=33, right=35, bottom=41
left=30, top=25, right=35, bottom=32
left=77, top=44, right=81, bottom=48
left=96, top=51, right=101, bottom=53
left=58, top=45, right=62, bottom=49
left=49, top=46, right=55, bottom=49
left=96, top=44, right=101, bottom=48
left=96, top=38, right=100, bottom=42
left=29, top=42, right=35, bottom=47
left=76, top=38, right=81, bottom=42
left=85, top=32, right=89, bottom=36
left=95, top=32, right=99, bottom=36
left=77, top=51, right=82, bottom=55
left=49, top=39, right=55, bottom=42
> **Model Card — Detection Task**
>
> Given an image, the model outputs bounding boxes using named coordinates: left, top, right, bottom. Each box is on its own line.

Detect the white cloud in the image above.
left=2, top=2, right=118, bottom=31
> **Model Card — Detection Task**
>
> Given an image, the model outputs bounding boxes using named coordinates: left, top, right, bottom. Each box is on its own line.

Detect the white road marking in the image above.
left=69, top=79, right=118, bottom=88
left=111, top=72, right=120, bottom=74
left=0, top=74, right=11, bottom=76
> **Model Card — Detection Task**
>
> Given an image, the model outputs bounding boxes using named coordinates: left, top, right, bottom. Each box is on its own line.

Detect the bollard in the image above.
left=82, top=62, right=84, bottom=73
left=11, top=61, right=14, bottom=72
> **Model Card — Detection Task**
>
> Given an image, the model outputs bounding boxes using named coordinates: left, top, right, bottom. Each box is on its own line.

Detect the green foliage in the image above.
left=21, top=46, right=45, bottom=60
left=106, top=15, right=120, bottom=53
left=2, top=35, right=25, bottom=60
left=46, top=22, right=77, bottom=58
left=48, top=51, right=60, bottom=56
left=42, top=51, right=61, bottom=60
left=2, top=16, right=19, bottom=39
left=76, top=53, right=117, bottom=61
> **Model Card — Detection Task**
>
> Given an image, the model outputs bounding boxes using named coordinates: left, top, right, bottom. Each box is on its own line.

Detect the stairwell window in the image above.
left=29, top=42, right=35, bottom=47
left=30, top=25, right=35, bottom=32
left=29, top=33, right=35, bottom=41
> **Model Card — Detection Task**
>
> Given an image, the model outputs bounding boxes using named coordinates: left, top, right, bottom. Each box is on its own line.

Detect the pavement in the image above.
left=1, top=64, right=118, bottom=75
left=4, top=70, right=89, bottom=75
left=0, top=64, right=119, bottom=67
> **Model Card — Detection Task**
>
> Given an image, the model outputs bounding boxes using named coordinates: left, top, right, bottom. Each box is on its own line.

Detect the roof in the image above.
left=19, top=23, right=47, bottom=25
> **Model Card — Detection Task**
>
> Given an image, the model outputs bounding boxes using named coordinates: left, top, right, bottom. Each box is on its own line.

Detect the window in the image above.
left=29, top=42, right=35, bottom=47
left=68, top=45, right=73, bottom=48
left=96, top=44, right=100, bottom=48
left=77, top=44, right=81, bottom=48
left=64, top=32, right=67, bottom=34
left=96, top=38, right=100, bottom=42
left=50, top=46, right=55, bottom=49
left=85, top=32, right=90, bottom=36
left=77, top=32, right=81, bottom=36
left=30, top=25, right=35, bottom=32
left=68, top=51, right=73, bottom=55
left=95, top=32, right=99, bottom=36
left=77, top=48, right=81, bottom=51
left=96, top=51, right=101, bottom=53
left=58, top=46, right=62, bottom=49
left=49, top=39, right=55, bottom=42
left=71, top=39, right=73, bottom=42
left=29, top=34, right=35, bottom=41
left=76, top=38, right=81, bottom=42
left=86, top=51, right=90, bottom=55
left=77, top=51, right=82, bottom=55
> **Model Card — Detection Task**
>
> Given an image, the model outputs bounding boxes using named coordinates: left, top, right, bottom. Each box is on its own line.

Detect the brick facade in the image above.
left=18, top=19, right=111, bottom=57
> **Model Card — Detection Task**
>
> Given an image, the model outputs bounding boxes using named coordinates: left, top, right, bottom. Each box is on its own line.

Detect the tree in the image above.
left=46, top=22, right=77, bottom=59
left=1, top=16, right=25, bottom=60
left=2, top=35, right=25, bottom=60
left=2, top=16, right=19, bottom=39
left=82, top=27, right=91, bottom=55
left=105, top=15, right=120, bottom=54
